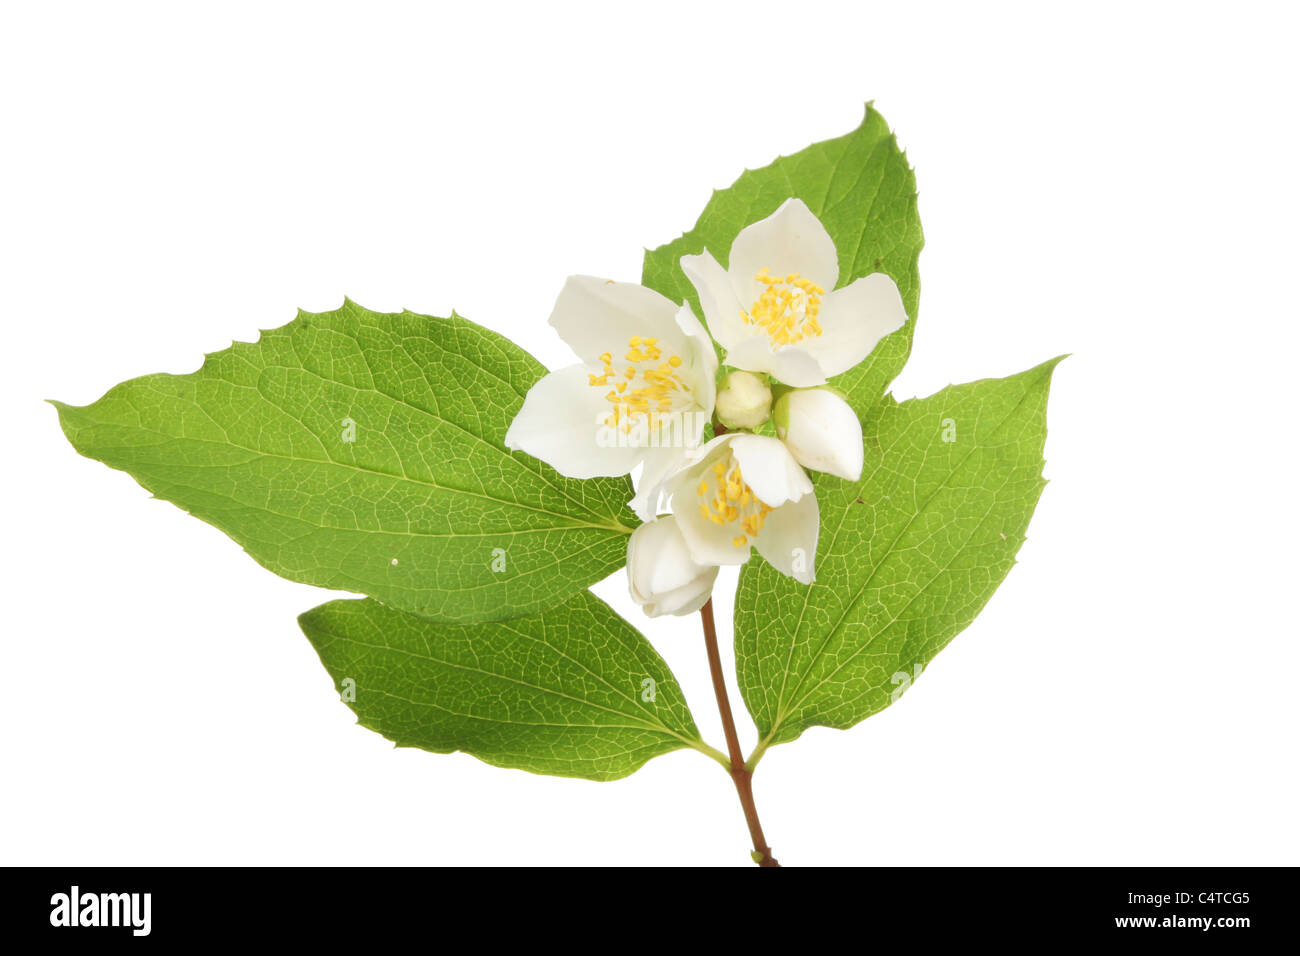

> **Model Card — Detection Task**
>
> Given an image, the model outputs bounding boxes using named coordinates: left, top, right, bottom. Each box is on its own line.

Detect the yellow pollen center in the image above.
left=588, top=336, right=690, bottom=433
left=696, top=457, right=773, bottom=548
left=740, top=268, right=825, bottom=346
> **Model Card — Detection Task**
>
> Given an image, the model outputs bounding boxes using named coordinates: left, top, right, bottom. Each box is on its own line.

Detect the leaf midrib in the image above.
left=316, top=624, right=696, bottom=744
left=197, top=354, right=629, bottom=527
left=67, top=413, right=633, bottom=535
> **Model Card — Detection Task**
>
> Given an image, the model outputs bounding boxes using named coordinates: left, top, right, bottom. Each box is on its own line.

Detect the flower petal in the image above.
left=548, top=275, right=683, bottom=366
left=800, top=273, right=908, bottom=378
left=669, top=446, right=753, bottom=567
left=729, top=434, right=813, bottom=508
left=755, top=492, right=819, bottom=584
left=674, top=303, right=719, bottom=425
left=630, top=445, right=687, bottom=521
left=768, top=347, right=828, bottom=388
left=680, top=251, right=748, bottom=350
left=724, top=336, right=827, bottom=387
left=675, top=494, right=753, bottom=567
left=504, top=364, right=643, bottom=478
left=728, top=198, right=839, bottom=308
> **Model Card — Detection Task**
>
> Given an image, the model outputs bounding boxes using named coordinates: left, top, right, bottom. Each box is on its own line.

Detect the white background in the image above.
left=2, top=1, right=1297, bottom=867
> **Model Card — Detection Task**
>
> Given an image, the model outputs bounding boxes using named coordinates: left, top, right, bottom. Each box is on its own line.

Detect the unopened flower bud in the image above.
left=714, top=370, right=772, bottom=430
left=774, top=388, right=864, bottom=481
left=627, top=515, right=719, bottom=617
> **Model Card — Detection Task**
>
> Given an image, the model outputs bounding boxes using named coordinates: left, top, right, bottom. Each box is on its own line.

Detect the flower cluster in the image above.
left=505, top=199, right=906, bottom=617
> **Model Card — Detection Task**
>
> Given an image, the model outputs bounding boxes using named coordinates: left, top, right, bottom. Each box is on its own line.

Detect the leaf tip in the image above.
left=1038, top=353, right=1070, bottom=380
left=48, top=398, right=81, bottom=436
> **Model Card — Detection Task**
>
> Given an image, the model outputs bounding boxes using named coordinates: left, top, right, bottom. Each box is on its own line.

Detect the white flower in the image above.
left=680, top=198, right=907, bottom=387
left=504, top=276, right=718, bottom=486
left=626, top=515, right=719, bottom=618
left=774, top=387, right=864, bottom=481
left=658, top=433, right=819, bottom=584
left=714, top=370, right=772, bottom=430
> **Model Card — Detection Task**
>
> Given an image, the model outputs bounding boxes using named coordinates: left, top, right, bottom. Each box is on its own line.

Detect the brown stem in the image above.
left=699, top=598, right=781, bottom=867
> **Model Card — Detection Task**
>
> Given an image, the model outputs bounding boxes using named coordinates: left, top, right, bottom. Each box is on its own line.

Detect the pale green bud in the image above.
left=715, top=370, right=772, bottom=430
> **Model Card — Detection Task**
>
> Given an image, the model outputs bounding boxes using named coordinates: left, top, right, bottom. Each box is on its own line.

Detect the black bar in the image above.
left=5, top=866, right=1287, bottom=943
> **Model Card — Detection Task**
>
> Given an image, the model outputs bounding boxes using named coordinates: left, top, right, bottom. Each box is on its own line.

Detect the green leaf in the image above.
left=298, top=590, right=714, bottom=780
left=54, top=301, right=637, bottom=623
left=736, top=357, right=1063, bottom=752
left=642, top=103, right=924, bottom=418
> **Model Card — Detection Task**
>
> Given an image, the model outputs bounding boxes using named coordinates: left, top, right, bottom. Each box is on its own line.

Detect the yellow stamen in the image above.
left=741, top=268, right=825, bottom=346
left=590, top=335, right=690, bottom=440
left=695, top=454, right=774, bottom=548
